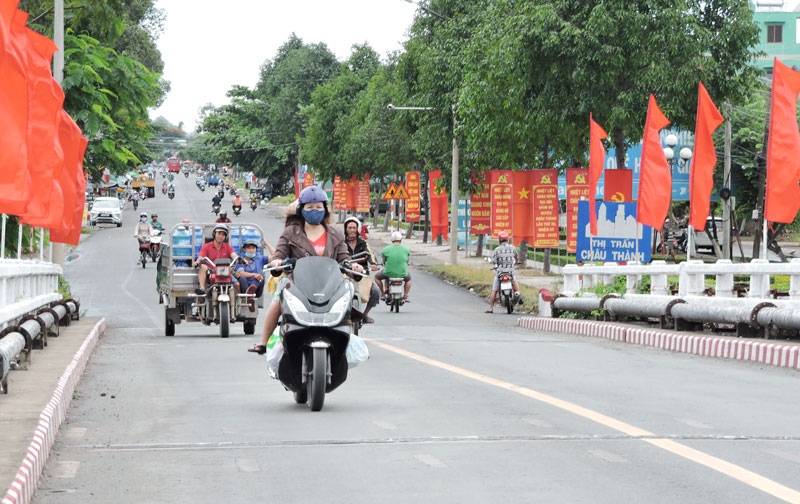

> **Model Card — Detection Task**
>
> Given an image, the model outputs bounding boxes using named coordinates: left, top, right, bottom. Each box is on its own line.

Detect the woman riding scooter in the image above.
left=247, top=186, right=364, bottom=354
left=343, top=216, right=380, bottom=324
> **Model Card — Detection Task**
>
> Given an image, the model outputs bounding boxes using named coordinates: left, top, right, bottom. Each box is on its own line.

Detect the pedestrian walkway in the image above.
left=1, top=317, right=105, bottom=504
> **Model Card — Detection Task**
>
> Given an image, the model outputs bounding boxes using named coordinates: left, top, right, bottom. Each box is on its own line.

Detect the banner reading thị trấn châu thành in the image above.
left=566, top=168, right=590, bottom=252
left=532, top=169, right=559, bottom=247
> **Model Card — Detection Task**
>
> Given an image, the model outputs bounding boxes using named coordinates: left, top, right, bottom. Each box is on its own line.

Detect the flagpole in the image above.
left=1, top=214, right=6, bottom=259
left=687, top=224, right=693, bottom=260
left=762, top=219, right=769, bottom=259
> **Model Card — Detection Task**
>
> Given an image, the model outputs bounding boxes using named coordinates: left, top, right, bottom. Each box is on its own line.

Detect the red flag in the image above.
left=20, top=26, right=63, bottom=223
left=346, top=175, right=357, bottom=210
left=588, top=114, right=608, bottom=236
left=689, top=82, right=724, bottom=230
left=512, top=170, right=534, bottom=245
left=50, top=138, right=87, bottom=245
left=765, top=59, right=800, bottom=224
left=636, top=94, right=671, bottom=229
left=48, top=111, right=83, bottom=238
left=429, top=170, right=448, bottom=241
left=0, top=7, right=31, bottom=215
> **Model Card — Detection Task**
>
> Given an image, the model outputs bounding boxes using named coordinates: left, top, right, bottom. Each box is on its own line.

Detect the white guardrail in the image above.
left=0, top=259, right=63, bottom=329
left=561, top=258, right=800, bottom=300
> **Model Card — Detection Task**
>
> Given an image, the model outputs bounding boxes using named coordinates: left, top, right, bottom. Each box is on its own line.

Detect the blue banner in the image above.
left=576, top=201, right=652, bottom=263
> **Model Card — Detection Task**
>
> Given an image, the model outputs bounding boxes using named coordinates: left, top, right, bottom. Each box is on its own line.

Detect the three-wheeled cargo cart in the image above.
left=157, top=223, right=268, bottom=338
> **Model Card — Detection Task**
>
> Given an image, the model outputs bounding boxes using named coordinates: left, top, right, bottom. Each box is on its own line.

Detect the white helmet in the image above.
left=390, top=231, right=403, bottom=242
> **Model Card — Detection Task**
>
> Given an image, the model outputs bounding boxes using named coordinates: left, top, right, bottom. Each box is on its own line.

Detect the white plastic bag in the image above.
left=266, top=332, right=283, bottom=379
left=346, top=334, right=369, bottom=367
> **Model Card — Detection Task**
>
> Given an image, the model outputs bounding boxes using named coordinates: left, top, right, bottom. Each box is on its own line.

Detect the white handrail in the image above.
left=0, top=259, right=63, bottom=330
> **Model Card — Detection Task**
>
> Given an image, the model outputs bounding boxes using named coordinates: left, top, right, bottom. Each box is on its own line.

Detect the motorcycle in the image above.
left=493, top=269, right=517, bottom=314
left=138, top=237, right=150, bottom=269
left=168, top=190, right=175, bottom=200
left=230, top=187, right=237, bottom=196
left=132, top=198, right=139, bottom=211
left=232, top=205, right=242, bottom=217
left=184, top=171, right=189, bottom=178
left=250, top=200, right=258, bottom=211
left=385, top=278, right=406, bottom=313
left=218, top=189, right=224, bottom=200
left=162, top=185, right=168, bottom=195
left=192, top=257, right=238, bottom=338
left=149, top=229, right=163, bottom=262
left=212, top=203, right=221, bottom=215
left=199, top=184, right=206, bottom=192
left=267, top=257, right=361, bottom=411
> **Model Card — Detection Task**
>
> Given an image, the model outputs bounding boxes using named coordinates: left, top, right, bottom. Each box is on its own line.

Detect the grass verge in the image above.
left=270, top=194, right=295, bottom=205
left=58, top=275, right=72, bottom=299
left=426, top=264, right=539, bottom=313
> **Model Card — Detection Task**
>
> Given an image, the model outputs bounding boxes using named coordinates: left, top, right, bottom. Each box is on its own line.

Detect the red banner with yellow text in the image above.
left=512, top=171, right=534, bottom=245
left=346, top=175, right=357, bottom=210
left=333, top=176, right=345, bottom=210
left=302, top=171, right=314, bottom=190
left=470, top=173, right=490, bottom=234
left=356, top=174, right=370, bottom=213
left=566, top=168, right=590, bottom=252
left=429, top=170, right=448, bottom=241
left=489, top=170, right=513, bottom=238
left=405, top=171, right=421, bottom=222
left=532, top=169, right=559, bottom=247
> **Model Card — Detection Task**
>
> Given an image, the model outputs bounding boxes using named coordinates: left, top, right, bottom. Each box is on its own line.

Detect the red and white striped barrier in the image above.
left=517, top=316, right=800, bottom=371
left=2, top=318, right=106, bottom=504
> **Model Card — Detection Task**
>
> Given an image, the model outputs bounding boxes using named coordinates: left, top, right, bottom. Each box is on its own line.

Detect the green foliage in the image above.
left=58, top=275, right=72, bottom=299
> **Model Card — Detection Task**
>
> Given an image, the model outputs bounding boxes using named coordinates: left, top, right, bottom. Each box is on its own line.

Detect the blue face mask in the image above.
left=302, top=208, right=325, bottom=225
left=244, top=252, right=256, bottom=259
left=140, top=217, right=147, bottom=223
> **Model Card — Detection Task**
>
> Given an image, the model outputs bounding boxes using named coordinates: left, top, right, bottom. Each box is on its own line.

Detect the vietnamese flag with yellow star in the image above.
left=512, top=170, right=534, bottom=245
left=532, top=169, right=559, bottom=247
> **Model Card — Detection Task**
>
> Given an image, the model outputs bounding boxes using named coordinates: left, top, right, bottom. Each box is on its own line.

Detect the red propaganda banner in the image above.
left=489, top=170, right=512, bottom=238
left=566, top=168, right=590, bottom=252
left=429, top=170, right=448, bottom=241
left=512, top=170, right=534, bottom=245
left=405, top=171, right=421, bottom=222
left=356, top=174, right=370, bottom=213
left=302, top=171, right=314, bottom=189
left=469, top=173, right=490, bottom=234
left=346, top=175, right=357, bottom=210
left=532, top=169, right=559, bottom=248
left=604, top=169, right=633, bottom=202
left=333, top=176, right=345, bottom=210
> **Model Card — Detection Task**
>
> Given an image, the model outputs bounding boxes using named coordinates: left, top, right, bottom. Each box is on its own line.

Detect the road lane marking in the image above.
left=235, top=458, right=261, bottom=473
left=415, top=454, right=447, bottom=468
left=587, top=449, right=628, bottom=463
left=64, top=427, right=87, bottom=440
left=366, top=338, right=800, bottom=504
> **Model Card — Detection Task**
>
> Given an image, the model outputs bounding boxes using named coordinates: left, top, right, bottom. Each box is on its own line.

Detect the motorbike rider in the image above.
left=130, top=190, right=140, bottom=210
left=486, top=231, right=521, bottom=313
left=134, top=212, right=153, bottom=251
left=193, top=223, right=239, bottom=295
left=212, top=192, right=222, bottom=207
left=375, top=230, right=411, bottom=301
left=232, top=192, right=243, bottom=213
left=344, top=216, right=380, bottom=324
left=168, top=183, right=175, bottom=196
left=233, top=239, right=269, bottom=310
left=215, top=210, right=232, bottom=223
left=247, top=186, right=363, bottom=354
left=150, top=213, right=164, bottom=232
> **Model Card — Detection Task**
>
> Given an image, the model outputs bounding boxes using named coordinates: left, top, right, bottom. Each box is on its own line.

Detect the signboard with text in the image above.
left=333, top=176, right=345, bottom=210
left=356, top=176, right=370, bottom=213
left=576, top=201, right=652, bottom=263
left=532, top=170, right=559, bottom=248
left=405, top=172, right=421, bottom=222
left=470, top=178, right=490, bottom=235
left=489, top=170, right=513, bottom=237
left=566, top=168, right=590, bottom=252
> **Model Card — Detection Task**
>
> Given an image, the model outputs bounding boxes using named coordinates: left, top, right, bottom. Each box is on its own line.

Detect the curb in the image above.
left=2, top=318, right=106, bottom=504
left=518, top=316, right=800, bottom=371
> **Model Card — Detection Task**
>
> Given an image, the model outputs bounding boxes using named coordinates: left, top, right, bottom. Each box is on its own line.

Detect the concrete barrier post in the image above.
left=789, top=258, right=800, bottom=300
left=748, top=259, right=770, bottom=299
left=679, top=260, right=706, bottom=296
left=650, top=260, right=669, bottom=295
left=714, top=259, right=735, bottom=297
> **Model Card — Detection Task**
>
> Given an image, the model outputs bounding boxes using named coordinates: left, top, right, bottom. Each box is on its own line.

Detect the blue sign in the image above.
left=558, top=129, right=693, bottom=201
left=457, top=199, right=476, bottom=246
left=576, top=201, right=652, bottom=263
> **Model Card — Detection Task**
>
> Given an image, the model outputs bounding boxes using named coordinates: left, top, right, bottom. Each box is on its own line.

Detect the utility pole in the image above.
left=753, top=91, right=771, bottom=260
left=51, top=0, right=65, bottom=266
left=722, top=100, right=732, bottom=260
left=449, top=105, right=458, bottom=264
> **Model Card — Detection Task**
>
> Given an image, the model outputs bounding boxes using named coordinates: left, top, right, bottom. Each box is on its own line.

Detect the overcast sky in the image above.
left=149, top=0, right=419, bottom=132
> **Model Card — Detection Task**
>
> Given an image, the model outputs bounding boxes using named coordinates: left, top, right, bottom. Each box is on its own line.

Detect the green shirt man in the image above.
left=381, top=243, right=410, bottom=278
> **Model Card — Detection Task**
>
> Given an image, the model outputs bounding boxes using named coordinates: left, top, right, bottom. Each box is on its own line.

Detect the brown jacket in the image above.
left=273, top=216, right=350, bottom=263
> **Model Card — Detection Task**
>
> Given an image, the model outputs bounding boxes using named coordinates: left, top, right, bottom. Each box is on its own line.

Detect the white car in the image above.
left=89, top=197, right=123, bottom=227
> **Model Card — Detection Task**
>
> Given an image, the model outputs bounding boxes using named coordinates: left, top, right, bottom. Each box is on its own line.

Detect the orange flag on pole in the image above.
left=689, top=82, right=724, bottom=231
left=765, top=59, right=800, bottom=224
left=512, top=170, right=534, bottom=245
left=588, top=113, right=608, bottom=236
left=636, top=94, right=671, bottom=229
left=429, top=170, right=448, bottom=242
left=47, top=110, right=83, bottom=238
left=50, top=137, right=87, bottom=246
left=0, top=6, right=31, bottom=215
left=20, top=26, right=63, bottom=224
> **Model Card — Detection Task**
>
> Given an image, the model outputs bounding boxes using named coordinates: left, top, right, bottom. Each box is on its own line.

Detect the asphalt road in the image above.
left=38, top=173, right=800, bottom=503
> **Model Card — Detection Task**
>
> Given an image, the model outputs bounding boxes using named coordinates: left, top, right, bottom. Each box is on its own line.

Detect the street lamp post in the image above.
left=662, top=134, right=694, bottom=257
left=386, top=103, right=460, bottom=264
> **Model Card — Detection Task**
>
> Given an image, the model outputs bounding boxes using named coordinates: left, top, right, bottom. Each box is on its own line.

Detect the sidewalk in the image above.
left=1, top=317, right=105, bottom=504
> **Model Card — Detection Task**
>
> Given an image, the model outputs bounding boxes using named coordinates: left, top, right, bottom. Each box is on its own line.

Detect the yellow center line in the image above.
left=366, top=338, right=800, bottom=503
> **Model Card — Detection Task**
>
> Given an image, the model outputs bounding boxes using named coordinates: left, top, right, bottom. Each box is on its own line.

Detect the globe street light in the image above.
left=662, top=133, right=695, bottom=257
